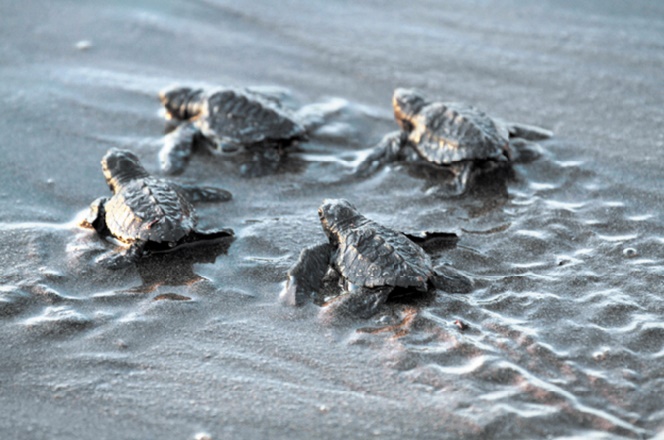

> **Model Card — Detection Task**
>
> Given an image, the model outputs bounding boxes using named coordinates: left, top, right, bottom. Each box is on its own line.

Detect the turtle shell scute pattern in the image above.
left=201, top=89, right=307, bottom=146
left=333, top=222, right=433, bottom=290
left=407, top=102, right=509, bottom=164
left=103, top=177, right=196, bottom=244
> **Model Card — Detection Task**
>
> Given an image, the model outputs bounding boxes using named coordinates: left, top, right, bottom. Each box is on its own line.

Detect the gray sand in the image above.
left=1, top=1, right=663, bottom=439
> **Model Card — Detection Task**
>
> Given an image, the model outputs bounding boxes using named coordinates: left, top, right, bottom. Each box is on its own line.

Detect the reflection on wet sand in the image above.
left=1, top=0, right=662, bottom=438
left=131, top=236, right=235, bottom=293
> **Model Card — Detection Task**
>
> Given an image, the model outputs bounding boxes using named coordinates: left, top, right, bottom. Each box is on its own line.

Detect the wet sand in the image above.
left=1, top=1, right=663, bottom=439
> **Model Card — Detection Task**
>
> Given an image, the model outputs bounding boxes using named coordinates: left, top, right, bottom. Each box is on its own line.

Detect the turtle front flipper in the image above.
left=160, top=122, right=199, bottom=175
left=403, top=231, right=459, bottom=251
left=355, top=131, right=406, bottom=176
left=97, top=241, right=146, bottom=270
left=280, top=243, right=332, bottom=307
left=324, top=286, right=392, bottom=319
left=431, top=266, right=473, bottom=294
left=502, top=121, right=553, bottom=141
left=174, top=184, right=233, bottom=203
left=80, top=197, right=108, bottom=232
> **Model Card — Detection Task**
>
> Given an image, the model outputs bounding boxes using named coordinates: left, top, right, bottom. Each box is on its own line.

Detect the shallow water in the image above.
left=1, top=1, right=664, bottom=439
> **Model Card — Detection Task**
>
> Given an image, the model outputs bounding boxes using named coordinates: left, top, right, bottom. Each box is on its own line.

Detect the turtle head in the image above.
left=318, top=199, right=361, bottom=241
left=101, top=148, right=150, bottom=193
left=159, top=86, right=205, bottom=120
left=393, top=88, right=427, bottom=131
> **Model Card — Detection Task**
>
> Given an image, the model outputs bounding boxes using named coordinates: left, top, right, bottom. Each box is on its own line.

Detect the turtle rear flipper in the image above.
left=160, top=122, right=198, bottom=175
left=175, top=184, right=233, bottom=203
left=294, top=96, right=350, bottom=135
left=431, top=266, right=473, bottom=294
left=97, top=241, right=146, bottom=270
left=190, top=227, right=234, bottom=242
left=281, top=243, right=332, bottom=307
left=509, top=137, right=545, bottom=164
left=502, top=120, right=553, bottom=141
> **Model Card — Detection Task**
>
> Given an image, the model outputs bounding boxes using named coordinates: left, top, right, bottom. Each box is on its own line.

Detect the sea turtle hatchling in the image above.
left=281, top=199, right=473, bottom=318
left=159, top=86, right=309, bottom=175
left=357, top=88, right=553, bottom=192
left=80, top=148, right=234, bottom=269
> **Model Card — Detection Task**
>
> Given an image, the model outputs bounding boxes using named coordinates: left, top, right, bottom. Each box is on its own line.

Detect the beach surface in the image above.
left=1, top=1, right=663, bottom=439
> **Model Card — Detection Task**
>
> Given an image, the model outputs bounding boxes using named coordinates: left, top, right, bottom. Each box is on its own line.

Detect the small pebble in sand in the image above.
left=593, top=349, right=609, bottom=361
left=557, top=258, right=569, bottom=266
left=622, top=247, right=638, bottom=258
left=454, top=319, right=469, bottom=331
left=75, top=40, right=93, bottom=51
left=194, top=433, right=212, bottom=440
